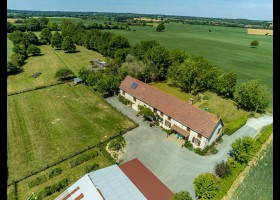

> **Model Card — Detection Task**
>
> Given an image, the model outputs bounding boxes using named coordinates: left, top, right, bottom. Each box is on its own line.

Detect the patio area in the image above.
left=167, top=134, right=186, bottom=147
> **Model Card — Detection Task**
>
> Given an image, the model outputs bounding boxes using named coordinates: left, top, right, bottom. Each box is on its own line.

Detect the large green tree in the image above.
left=25, top=31, right=40, bottom=45
left=51, top=31, right=63, bottom=49
left=47, top=21, right=59, bottom=31
left=214, top=72, right=237, bottom=98
left=193, top=173, right=220, bottom=199
left=61, top=19, right=75, bottom=38
left=231, top=136, right=256, bottom=163
left=61, top=36, right=76, bottom=52
left=171, top=191, right=193, bottom=200
left=27, top=45, right=41, bottom=56
left=234, top=79, right=270, bottom=111
left=132, top=40, right=160, bottom=60
left=39, top=28, right=52, bottom=44
left=156, top=23, right=165, bottom=32
left=55, top=68, right=74, bottom=80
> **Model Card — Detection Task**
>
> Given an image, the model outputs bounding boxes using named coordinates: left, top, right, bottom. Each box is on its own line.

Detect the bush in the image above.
left=138, top=105, right=155, bottom=120
left=216, top=135, right=223, bottom=143
left=68, top=151, right=99, bottom=168
left=108, top=136, right=126, bottom=151
left=161, top=127, right=172, bottom=135
left=84, top=163, right=99, bottom=173
left=172, top=191, right=193, bottom=200
left=210, top=146, right=218, bottom=154
left=28, top=175, right=47, bottom=189
left=184, top=140, right=193, bottom=151
left=215, top=160, right=231, bottom=178
left=98, top=143, right=117, bottom=165
left=39, top=178, right=69, bottom=198
left=193, top=173, right=220, bottom=199
left=118, top=95, right=129, bottom=105
left=231, top=136, right=256, bottom=164
left=194, top=148, right=206, bottom=156
left=48, top=167, right=63, bottom=179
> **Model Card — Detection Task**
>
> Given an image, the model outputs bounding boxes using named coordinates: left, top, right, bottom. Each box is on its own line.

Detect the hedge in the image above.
left=68, top=151, right=99, bottom=168
left=84, top=163, right=99, bottom=173
left=27, top=175, right=47, bottom=189
left=48, top=167, right=63, bottom=179
left=224, top=115, right=248, bottom=135
left=256, top=124, right=273, bottom=145
left=118, top=95, right=129, bottom=105
left=38, top=178, right=69, bottom=198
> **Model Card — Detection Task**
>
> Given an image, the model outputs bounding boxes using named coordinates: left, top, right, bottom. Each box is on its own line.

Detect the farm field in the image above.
left=231, top=140, right=273, bottom=200
left=149, top=81, right=250, bottom=131
left=47, top=16, right=105, bottom=25
left=7, top=39, right=105, bottom=94
left=7, top=84, right=135, bottom=182
left=247, top=28, right=273, bottom=35
left=108, top=23, right=273, bottom=108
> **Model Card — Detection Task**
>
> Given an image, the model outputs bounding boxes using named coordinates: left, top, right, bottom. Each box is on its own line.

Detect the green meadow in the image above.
left=108, top=23, right=273, bottom=108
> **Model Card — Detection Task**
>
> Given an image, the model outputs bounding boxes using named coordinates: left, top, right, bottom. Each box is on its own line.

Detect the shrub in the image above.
left=231, top=136, right=256, bottom=164
left=150, top=122, right=155, bottom=127
left=210, top=146, right=218, bottom=154
left=39, top=178, right=69, bottom=198
left=84, top=163, right=99, bottom=173
left=172, top=191, right=193, bottom=200
left=118, top=95, right=129, bottom=105
left=193, top=173, right=220, bottom=199
left=215, top=160, right=231, bottom=178
left=68, top=151, right=99, bottom=168
left=138, top=105, right=155, bottom=120
left=256, top=124, right=273, bottom=145
left=184, top=140, right=193, bottom=151
left=28, top=175, right=47, bottom=189
left=108, top=136, right=126, bottom=151
left=161, top=127, right=172, bottom=135
left=224, top=116, right=248, bottom=135
left=194, top=148, right=206, bottom=156
left=216, top=135, right=223, bottom=143
left=48, top=167, right=63, bottom=179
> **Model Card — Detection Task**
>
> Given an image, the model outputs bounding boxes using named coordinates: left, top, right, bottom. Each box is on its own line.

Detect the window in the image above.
left=197, top=134, right=202, bottom=139
left=165, top=120, right=171, bottom=128
left=187, top=127, right=191, bottom=132
left=153, top=108, right=157, bottom=113
left=133, top=97, right=136, bottom=102
left=122, top=91, right=125, bottom=95
left=193, top=138, right=200, bottom=146
left=198, top=141, right=201, bottom=146
left=168, top=116, right=171, bottom=121
left=218, top=128, right=222, bottom=135
left=160, top=112, right=163, bottom=117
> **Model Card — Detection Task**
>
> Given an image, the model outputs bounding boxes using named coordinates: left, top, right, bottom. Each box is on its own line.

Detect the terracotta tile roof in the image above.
left=119, top=76, right=222, bottom=138
left=119, top=158, right=173, bottom=200
left=171, top=124, right=190, bottom=138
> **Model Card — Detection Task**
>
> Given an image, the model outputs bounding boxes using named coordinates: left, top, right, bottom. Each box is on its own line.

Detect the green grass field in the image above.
left=108, top=23, right=273, bottom=108
left=7, top=37, right=13, bottom=62
left=47, top=17, right=105, bottom=26
left=231, top=140, right=273, bottom=200
left=7, top=41, right=105, bottom=94
left=7, top=84, right=135, bottom=182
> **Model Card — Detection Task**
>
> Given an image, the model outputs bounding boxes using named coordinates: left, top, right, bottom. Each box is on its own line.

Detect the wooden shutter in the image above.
left=192, top=137, right=194, bottom=143
left=198, top=141, right=201, bottom=146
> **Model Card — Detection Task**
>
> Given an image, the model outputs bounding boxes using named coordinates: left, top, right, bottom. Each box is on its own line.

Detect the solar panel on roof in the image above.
left=131, top=82, right=138, bottom=89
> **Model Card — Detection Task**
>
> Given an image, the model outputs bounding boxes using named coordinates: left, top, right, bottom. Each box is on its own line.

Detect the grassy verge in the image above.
left=7, top=84, right=135, bottom=182
left=7, top=37, right=13, bottom=62
left=213, top=123, right=273, bottom=200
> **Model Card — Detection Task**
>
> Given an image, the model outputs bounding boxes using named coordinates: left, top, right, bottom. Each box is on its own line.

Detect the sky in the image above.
left=7, top=0, right=273, bottom=20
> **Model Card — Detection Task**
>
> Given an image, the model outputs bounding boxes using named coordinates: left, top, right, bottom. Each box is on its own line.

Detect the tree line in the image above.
left=7, top=18, right=270, bottom=111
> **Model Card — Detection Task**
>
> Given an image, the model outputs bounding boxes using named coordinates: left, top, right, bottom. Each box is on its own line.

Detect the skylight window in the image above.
left=131, top=82, right=138, bottom=89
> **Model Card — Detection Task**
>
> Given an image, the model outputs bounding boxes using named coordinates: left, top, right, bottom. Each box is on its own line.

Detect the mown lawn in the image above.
left=7, top=37, right=13, bottom=62
left=7, top=84, right=135, bottom=182
left=108, top=23, right=273, bottom=109
left=15, top=147, right=111, bottom=200
left=7, top=43, right=105, bottom=94
left=231, top=140, right=273, bottom=200
left=149, top=81, right=250, bottom=131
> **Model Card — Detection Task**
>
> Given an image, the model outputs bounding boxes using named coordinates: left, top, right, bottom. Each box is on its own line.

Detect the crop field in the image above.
left=7, top=84, right=135, bottom=182
left=47, top=17, right=105, bottom=25
left=247, top=28, right=273, bottom=35
left=231, top=140, right=273, bottom=200
left=108, top=23, right=273, bottom=108
left=7, top=41, right=105, bottom=94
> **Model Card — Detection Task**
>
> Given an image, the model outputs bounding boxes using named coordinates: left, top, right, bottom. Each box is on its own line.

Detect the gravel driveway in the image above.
left=106, top=96, right=273, bottom=198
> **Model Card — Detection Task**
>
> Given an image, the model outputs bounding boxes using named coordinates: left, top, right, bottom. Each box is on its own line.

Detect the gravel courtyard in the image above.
left=106, top=96, right=273, bottom=198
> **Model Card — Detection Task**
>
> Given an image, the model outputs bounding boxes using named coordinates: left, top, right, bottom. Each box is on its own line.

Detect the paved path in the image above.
left=106, top=96, right=273, bottom=198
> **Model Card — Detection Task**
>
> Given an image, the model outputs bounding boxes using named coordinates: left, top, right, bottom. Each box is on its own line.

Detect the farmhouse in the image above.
left=55, top=158, right=173, bottom=200
left=119, top=76, right=223, bottom=149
